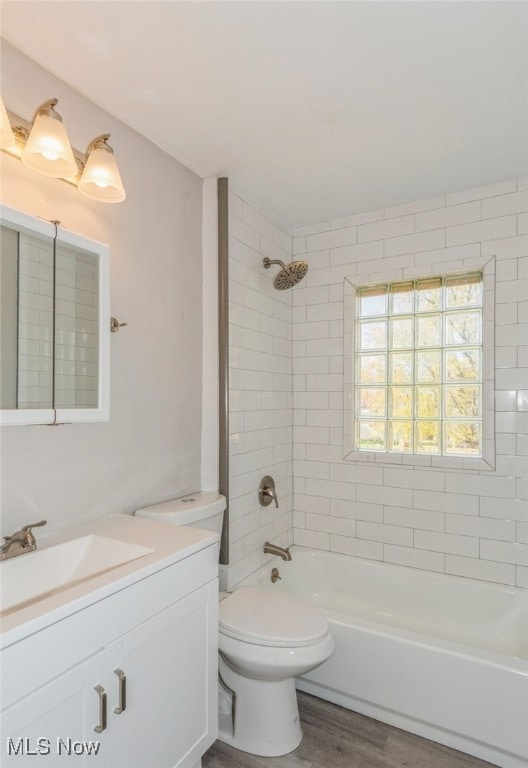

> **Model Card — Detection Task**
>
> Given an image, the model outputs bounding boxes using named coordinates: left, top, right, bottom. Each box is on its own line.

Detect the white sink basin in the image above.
left=0, top=535, right=154, bottom=616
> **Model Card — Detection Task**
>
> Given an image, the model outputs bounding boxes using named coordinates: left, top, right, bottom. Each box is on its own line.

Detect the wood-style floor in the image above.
left=202, top=691, right=497, bottom=768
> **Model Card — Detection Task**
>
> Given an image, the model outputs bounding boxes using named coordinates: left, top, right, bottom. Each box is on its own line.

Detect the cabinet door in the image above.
left=1, top=653, right=106, bottom=768
left=105, top=580, right=217, bottom=768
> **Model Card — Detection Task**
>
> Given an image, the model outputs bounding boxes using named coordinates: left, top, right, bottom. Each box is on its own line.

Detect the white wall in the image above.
left=292, top=179, right=528, bottom=589
left=1, top=42, right=204, bottom=535
left=225, top=186, right=294, bottom=588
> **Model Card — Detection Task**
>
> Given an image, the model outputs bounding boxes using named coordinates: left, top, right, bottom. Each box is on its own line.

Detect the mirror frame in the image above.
left=1, top=204, right=110, bottom=426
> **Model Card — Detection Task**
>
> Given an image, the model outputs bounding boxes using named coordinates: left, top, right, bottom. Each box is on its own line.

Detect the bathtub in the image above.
left=240, top=547, right=528, bottom=768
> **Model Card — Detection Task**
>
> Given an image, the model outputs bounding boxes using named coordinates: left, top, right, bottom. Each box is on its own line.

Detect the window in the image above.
left=353, top=273, right=483, bottom=457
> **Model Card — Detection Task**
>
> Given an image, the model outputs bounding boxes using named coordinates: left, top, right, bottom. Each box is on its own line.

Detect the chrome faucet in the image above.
left=1, top=520, right=47, bottom=561
left=263, top=541, right=292, bottom=561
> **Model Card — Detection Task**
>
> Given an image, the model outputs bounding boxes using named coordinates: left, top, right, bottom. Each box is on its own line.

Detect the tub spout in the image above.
left=263, top=541, right=292, bottom=561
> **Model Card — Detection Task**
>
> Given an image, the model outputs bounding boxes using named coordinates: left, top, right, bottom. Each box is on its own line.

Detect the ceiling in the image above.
left=1, top=1, right=527, bottom=229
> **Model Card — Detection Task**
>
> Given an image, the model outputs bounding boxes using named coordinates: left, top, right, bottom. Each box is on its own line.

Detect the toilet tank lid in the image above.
left=134, top=492, right=226, bottom=525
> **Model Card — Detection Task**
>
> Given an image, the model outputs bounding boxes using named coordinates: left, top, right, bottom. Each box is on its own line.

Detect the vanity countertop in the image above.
left=0, top=514, right=218, bottom=649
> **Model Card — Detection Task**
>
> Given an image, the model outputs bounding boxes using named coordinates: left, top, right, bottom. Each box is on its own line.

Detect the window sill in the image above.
left=342, top=447, right=495, bottom=471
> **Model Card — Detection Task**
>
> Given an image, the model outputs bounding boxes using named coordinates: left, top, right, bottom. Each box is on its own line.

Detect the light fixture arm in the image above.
left=32, top=98, right=62, bottom=123
left=86, top=133, right=114, bottom=155
left=12, top=124, right=30, bottom=142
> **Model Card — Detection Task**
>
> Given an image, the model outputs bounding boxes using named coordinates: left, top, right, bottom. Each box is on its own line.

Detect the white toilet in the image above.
left=135, top=492, right=335, bottom=757
left=217, top=585, right=334, bottom=756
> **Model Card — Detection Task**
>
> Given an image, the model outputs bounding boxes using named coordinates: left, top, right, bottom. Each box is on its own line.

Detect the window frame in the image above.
left=343, top=258, right=496, bottom=470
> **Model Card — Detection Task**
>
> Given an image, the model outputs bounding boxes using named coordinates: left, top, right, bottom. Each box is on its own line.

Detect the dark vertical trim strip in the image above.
left=51, top=222, right=58, bottom=413
left=15, top=231, right=20, bottom=409
left=218, top=177, right=230, bottom=565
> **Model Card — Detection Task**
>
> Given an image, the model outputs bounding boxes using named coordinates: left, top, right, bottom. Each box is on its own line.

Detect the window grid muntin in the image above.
left=355, top=273, right=482, bottom=456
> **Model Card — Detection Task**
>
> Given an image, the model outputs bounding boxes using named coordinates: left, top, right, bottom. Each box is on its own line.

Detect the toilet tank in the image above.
left=134, top=491, right=226, bottom=535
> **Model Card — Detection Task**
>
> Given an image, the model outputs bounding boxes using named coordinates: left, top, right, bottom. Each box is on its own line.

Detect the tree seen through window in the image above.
left=355, top=274, right=482, bottom=456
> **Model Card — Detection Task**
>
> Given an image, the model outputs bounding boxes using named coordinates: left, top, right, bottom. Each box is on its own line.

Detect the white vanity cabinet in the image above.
left=2, top=655, right=107, bottom=767
left=1, top=537, right=218, bottom=768
left=104, top=583, right=215, bottom=768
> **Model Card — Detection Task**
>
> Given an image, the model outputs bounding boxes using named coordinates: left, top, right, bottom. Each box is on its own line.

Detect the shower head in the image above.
left=263, top=257, right=308, bottom=290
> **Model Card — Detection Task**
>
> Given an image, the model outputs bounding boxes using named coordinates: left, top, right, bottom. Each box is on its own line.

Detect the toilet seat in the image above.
left=219, top=587, right=328, bottom=647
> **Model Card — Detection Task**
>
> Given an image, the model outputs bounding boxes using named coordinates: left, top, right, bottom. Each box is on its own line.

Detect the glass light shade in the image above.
left=21, top=112, right=77, bottom=178
left=78, top=145, right=126, bottom=203
left=0, top=94, right=16, bottom=149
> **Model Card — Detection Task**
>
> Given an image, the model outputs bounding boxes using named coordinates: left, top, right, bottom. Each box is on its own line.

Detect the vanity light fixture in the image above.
left=78, top=134, right=126, bottom=203
left=21, top=98, right=77, bottom=178
left=0, top=94, right=126, bottom=204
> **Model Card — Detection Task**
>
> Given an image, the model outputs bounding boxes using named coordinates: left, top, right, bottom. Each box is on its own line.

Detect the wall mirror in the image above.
left=1, top=204, right=110, bottom=426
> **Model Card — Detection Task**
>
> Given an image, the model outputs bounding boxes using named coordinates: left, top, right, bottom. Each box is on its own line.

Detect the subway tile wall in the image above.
left=17, top=234, right=54, bottom=408
left=17, top=235, right=99, bottom=409
left=54, top=246, right=99, bottom=408
left=226, top=187, right=294, bottom=589
left=292, top=178, right=528, bottom=589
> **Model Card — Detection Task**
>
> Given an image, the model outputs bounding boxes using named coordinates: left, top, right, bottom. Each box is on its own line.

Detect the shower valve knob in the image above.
left=259, top=475, right=279, bottom=507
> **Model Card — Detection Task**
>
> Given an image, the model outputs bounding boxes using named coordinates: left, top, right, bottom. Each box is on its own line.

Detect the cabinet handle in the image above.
left=94, top=685, right=107, bottom=733
left=114, top=668, right=127, bottom=714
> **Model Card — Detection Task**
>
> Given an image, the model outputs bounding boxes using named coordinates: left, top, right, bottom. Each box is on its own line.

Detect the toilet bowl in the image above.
left=134, top=494, right=335, bottom=757
left=218, top=587, right=334, bottom=756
